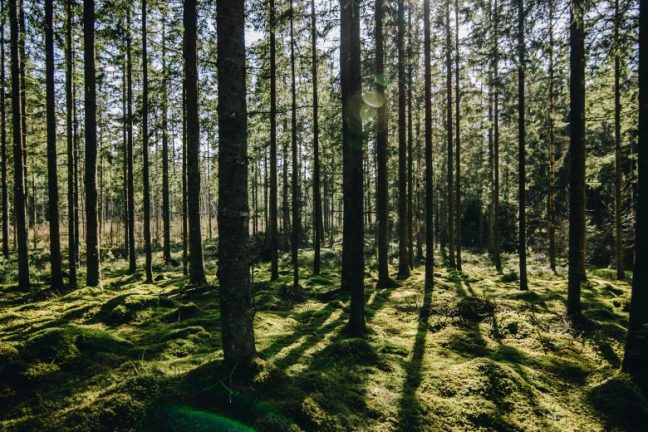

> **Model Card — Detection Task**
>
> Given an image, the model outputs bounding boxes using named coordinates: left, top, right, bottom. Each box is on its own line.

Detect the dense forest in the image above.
left=0, top=0, right=648, bottom=430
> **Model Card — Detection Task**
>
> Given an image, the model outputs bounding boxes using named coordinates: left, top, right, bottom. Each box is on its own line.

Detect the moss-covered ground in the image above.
left=1, top=245, right=647, bottom=431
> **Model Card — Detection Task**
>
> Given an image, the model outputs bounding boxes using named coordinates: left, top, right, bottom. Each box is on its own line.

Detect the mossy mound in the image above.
left=452, top=297, right=495, bottom=322
left=60, top=393, right=145, bottom=432
left=21, top=325, right=132, bottom=363
left=320, top=338, right=379, bottom=365
left=160, top=302, right=204, bottom=323
left=588, top=375, right=648, bottom=432
left=97, top=294, right=176, bottom=324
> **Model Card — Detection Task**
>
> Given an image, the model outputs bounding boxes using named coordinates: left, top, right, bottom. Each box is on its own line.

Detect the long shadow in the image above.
left=395, top=274, right=432, bottom=431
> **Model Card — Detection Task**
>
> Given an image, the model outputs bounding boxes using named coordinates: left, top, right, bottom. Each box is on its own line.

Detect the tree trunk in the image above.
left=83, top=0, right=99, bottom=286
left=397, top=0, right=409, bottom=278
left=454, top=0, right=462, bottom=271
left=517, top=0, right=528, bottom=290
left=126, top=7, right=136, bottom=274
left=182, top=82, right=188, bottom=276
left=340, top=0, right=365, bottom=335
left=567, top=0, right=586, bottom=319
left=445, top=0, right=455, bottom=269
left=161, top=18, right=171, bottom=264
left=311, top=0, right=322, bottom=276
left=183, top=0, right=206, bottom=285
left=290, top=0, right=300, bottom=290
left=548, top=0, right=557, bottom=274
left=1, top=0, right=9, bottom=259
left=614, top=0, right=625, bottom=280
left=375, top=0, right=390, bottom=286
left=141, top=0, right=153, bottom=283
left=423, top=0, right=434, bottom=291
left=216, top=0, right=256, bottom=365
left=8, top=0, right=28, bottom=289
left=491, top=0, right=502, bottom=272
left=269, top=0, right=279, bottom=280
left=45, top=0, right=63, bottom=291
left=407, top=6, right=414, bottom=269
left=623, top=0, right=648, bottom=394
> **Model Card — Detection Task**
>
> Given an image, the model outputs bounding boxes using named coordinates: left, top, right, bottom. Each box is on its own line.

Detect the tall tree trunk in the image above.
left=269, top=0, right=279, bottom=280
left=548, top=0, right=557, bottom=274
left=183, top=0, right=206, bottom=285
left=311, top=0, right=322, bottom=276
left=340, top=0, right=365, bottom=335
left=8, top=0, right=28, bottom=289
left=445, top=0, right=455, bottom=269
left=375, top=0, right=390, bottom=286
left=161, top=18, right=171, bottom=264
left=216, top=0, right=256, bottom=365
left=491, top=0, right=502, bottom=272
left=614, top=0, right=625, bottom=280
left=45, top=0, right=63, bottom=291
left=1, top=0, right=9, bottom=259
left=623, top=0, right=648, bottom=394
left=141, top=0, right=153, bottom=283
left=397, top=0, right=410, bottom=278
left=282, top=118, right=290, bottom=251
left=567, top=0, right=586, bottom=319
left=407, top=5, right=414, bottom=268
left=454, top=0, right=462, bottom=270
left=423, top=0, right=434, bottom=291
left=84, top=0, right=100, bottom=286
left=289, top=0, right=300, bottom=290
left=182, top=82, right=188, bottom=275
left=126, top=7, right=136, bottom=274
left=517, top=0, right=528, bottom=290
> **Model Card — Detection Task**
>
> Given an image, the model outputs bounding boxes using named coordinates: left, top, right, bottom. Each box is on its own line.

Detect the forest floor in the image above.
left=1, top=244, right=648, bottom=432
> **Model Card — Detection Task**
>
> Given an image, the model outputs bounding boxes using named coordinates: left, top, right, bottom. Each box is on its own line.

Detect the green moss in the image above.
left=588, top=375, right=648, bottom=432
left=320, top=338, right=379, bottom=365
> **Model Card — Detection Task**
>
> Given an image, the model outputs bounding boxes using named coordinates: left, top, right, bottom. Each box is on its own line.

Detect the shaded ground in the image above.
left=1, top=245, right=647, bottom=431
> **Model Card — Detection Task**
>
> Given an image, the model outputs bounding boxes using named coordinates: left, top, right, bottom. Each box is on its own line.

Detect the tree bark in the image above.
left=454, top=0, right=462, bottom=271
left=216, top=0, right=256, bottom=364
left=340, top=0, right=366, bottom=335
left=8, top=0, right=28, bottom=289
left=183, top=0, right=206, bottom=285
left=446, top=0, right=455, bottom=269
left=269, top=0, right=279, bottom=280
left=397, top=0, right=410, bottom=278
left=45, top=0, right=63, bottom=291
left=375, top=0, right=390, bottom=286
left=491, top=0, right=502, bottom=272
left=161, top=18, right=171, bottom=265
left=423, top=0, right=434, bottom=291
left=311, top=0, right=322, bottom=276
left=567, top=0, right=586, bottom=319
left=548, top=0, right=557, bottom=274
left=126, top=7, right=136, bottom=274
left=517, top=0, right=528, bottom=290
left=623, top=0, right=648, bottom=394
left=290, top=0, right=300, bottom=290
left=142, top=0, right=153, bottom=283
left=1, top=0, right=9, bottom=259
left=614, top=0, right=625, bottom=280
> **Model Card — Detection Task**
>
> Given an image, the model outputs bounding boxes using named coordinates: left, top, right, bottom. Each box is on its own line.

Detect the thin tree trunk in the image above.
left=183, top=0, right=206, bottom=284
left=614, top=0, right=625, bottom=280
left=623, top=0, right=648, bottom=394
left=517, top=0, right=528, bottom=290
left=126, top=7, right=136, bottom=274
left=567, top=0, right=586, bottom=319
left=162, top=18, right=171, bottom=264
left=375, top=0, right=390, bottom=286
left=548, top=0, right=557, bottom=273
left=141, top=0, right=153, bottom=283
left=492, top=0, right=502, bottom=272
left=454, top=0, right=462, bottom=271
left=45, top=0, right=63, bottom=291
left=182, top=82, right=188, bottom=275
left=216, top=0, right=256, bottom=364
left=340, top=0, right=365, bottom=335
left=311, top=0, right=322, bottom=276
left=446, top=0, right=455, bottom=269
left=269, top=0, right=279, bottom=280
left=397, top=0, right=409, bottom=278
left=8, top=0, right=28, bottom=289
left=1, top=0, right=9, bottom=259
left=423, top=0, right=434, bottom=291
left=407, top=5, right=414, bottom=269
left=290, top=0, right=300, bottom=290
